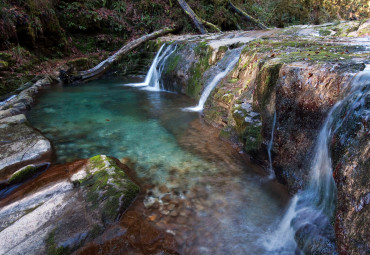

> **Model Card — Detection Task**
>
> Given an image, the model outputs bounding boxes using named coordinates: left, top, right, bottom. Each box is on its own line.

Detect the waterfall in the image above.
left=184, top=48, right=242, bottom=112
left=263, top=65, right=370, bottom=254
left=124, top=44, right=177, bottom=91
left=267, top=112, right=277, bottom=179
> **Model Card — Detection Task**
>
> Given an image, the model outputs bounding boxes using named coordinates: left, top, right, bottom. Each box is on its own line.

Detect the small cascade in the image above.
left=263, top=65, right=370, bottom=254
left=124, top=44, right=176, bottom=91
left=184, top=47, right=242, bottom=112
left=267, top=112, right=276, bottom=179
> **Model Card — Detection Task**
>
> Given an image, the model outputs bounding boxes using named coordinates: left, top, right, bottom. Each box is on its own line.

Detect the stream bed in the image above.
left=28, top=77, right=294, bottom=254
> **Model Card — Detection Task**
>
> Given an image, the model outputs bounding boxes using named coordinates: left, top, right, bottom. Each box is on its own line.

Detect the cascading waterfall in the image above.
left=263, top=65, right=370, bottom=254
left=267, top=112, right=277, bottom=179
left=184, top=47, right=242, bottom=112
left=124, top=44, right=177, bottom=91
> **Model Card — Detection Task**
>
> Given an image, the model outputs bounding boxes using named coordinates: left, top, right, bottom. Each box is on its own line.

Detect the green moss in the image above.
left=0, top=60, right=8, bottom=71
left=242, top=39, right=359, bottom=63
left=319, top=29, right=331, bottom=36
left=243, top=123, right=263, bottom=153
left=8, top=165, right=39, bottom=185
left=45, top=230, right=70, bottom=255
left=89, top=155, right=106, bottom=170
left=0, top=53, right=12, bottom=62
left=187, top=43, right=212, bottom=99
left=88, top=224, right=103, bottom=239
left=255, top=60, right=283, bottom=111
left=82, top=155, right=139, bottom=223
left=164, top=54, right=181, bottom=74
left=204, top=105, right=226, bottom=124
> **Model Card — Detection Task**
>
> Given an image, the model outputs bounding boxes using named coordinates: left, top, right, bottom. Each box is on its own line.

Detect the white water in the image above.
left=267, top=112, right=277, bottom=179
left=184, top=48, right=242, bottom=112
left=263, top=65, right=370, bottom=254
left=0, top=95, right=16, bottom=107
left=124, top=44, right=177, bottom=91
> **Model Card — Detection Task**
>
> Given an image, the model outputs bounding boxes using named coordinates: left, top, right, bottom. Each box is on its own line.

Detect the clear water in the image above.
left=28, top=77, right=292, bottom=254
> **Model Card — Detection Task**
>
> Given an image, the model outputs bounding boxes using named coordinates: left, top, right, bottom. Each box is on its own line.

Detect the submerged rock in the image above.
left=0, top=155, right=139, bottom=255
left=0, top=114, right=52, bottom=179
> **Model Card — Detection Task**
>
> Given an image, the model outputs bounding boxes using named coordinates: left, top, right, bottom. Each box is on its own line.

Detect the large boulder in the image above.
left=0, top=114, right=52, bottom=179
left=0, top=155, right=139, bottom=255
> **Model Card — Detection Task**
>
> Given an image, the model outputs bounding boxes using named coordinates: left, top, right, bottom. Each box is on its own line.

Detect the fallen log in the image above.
left=177, top=0, right=208, bottom=34
left=228, top=1, right=268, bottom=30
left=200, top=18, right=222, bottom=32
left=60, top=26, right=177, bottom=84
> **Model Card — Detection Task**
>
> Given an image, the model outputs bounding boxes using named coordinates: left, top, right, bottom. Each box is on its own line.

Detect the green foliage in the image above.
left=112, top=1, right=126, bottom=13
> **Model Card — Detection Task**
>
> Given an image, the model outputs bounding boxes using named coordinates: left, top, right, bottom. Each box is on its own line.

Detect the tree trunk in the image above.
left=228, top=1, right=268, bottom=30
left=200, top=18, right=222, bottom=32
left=60, top=27, right=177, bottom=84
left=177, top=0, right=208, bottom=34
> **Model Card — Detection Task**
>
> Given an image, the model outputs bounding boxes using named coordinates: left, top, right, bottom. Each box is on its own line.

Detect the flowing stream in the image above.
left=124, top=44, right=177, bottom=91
left=263, top=65, right=370, bottom=254
left=267, top=112, right=276, bottom=180
left=185, top=47, right=242, bottom=111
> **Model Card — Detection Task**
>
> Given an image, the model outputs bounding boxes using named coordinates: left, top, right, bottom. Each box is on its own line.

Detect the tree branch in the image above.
left=177, top=0, right=208, bottom=34
left=60, top=27, right=177, bottom=84
left=228, top=1, right=268, bottom=30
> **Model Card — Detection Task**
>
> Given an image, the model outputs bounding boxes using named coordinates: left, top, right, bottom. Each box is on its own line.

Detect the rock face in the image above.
left=159, top=23, right=369, bottom=254
left=0, top=114, right=52, bottom=179
left=0, top=155, right=139, bottom=255
left=331, top=72, right=369, bottom=255
left=161, top=30, right=367, bottom=192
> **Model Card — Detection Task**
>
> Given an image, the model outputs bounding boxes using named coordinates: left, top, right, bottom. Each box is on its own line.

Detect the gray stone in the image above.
left=0, top=155, right=139, bottom=255
left=0, top=114, right=52, bottom=179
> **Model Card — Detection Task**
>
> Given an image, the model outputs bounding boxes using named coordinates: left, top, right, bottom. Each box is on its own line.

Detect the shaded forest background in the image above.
left=0, top=0, right=368, bottom=95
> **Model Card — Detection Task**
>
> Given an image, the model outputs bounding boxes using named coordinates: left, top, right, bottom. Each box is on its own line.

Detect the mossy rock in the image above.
left=44, top=155, right=140, bottom=254
left=81, top=155, right=140, bottom=224
left=186, top=43, right=212, bottom=99
left=164, top=53, right=182, bottom=74
left=0, top=61, right=9, bottom=71
left=254, top=60, right=283, bottom=111
left=0, top=53, right=12, bottom=62
left=8, top=165, right=39, bottom=185
left=243, top=123, right=263, bottom=153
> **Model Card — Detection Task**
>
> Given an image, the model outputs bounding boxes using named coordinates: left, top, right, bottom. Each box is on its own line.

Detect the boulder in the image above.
left=0, top=114, right=52, bottom=179
left=0, top=155, right=139, bottom=255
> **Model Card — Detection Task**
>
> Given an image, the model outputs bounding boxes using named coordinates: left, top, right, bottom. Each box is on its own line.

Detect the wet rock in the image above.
left=331, top=81, right=369, bottom=255
left=167, top=203, right=176, bottom=211
left=8, top=163, right=49, bottom=185
left=0, top=114, right=52, bottom=179
left=0, top=76, right=52, bottom=115
left=0, top=155, right=139, bottom=255
left=76, top=211, right=180, bottom=254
